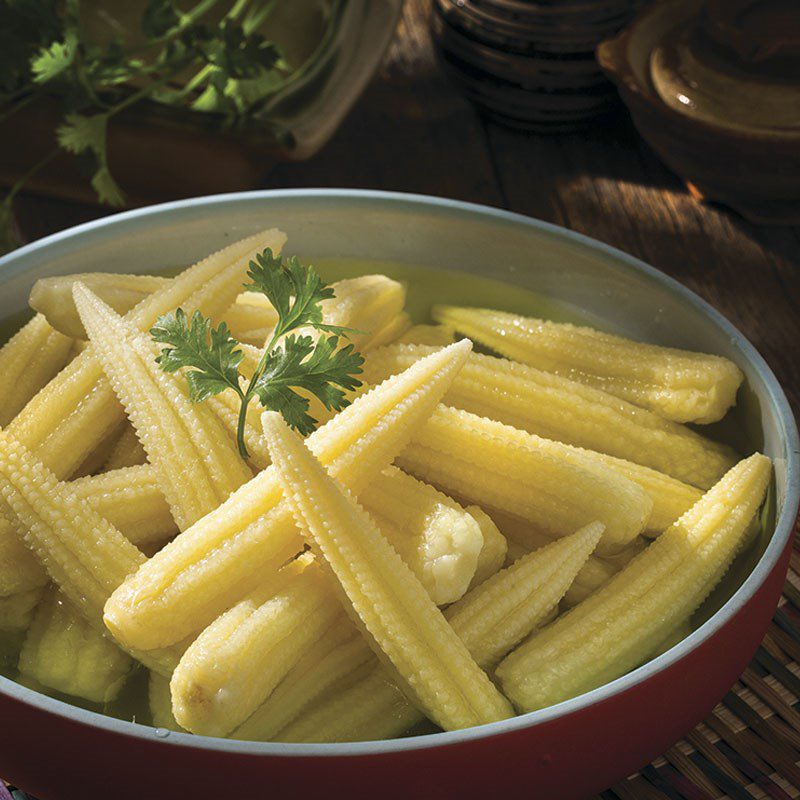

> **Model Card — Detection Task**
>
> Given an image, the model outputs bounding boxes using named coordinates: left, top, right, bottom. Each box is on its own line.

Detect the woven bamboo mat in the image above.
left=5, top=525, right=800, bottom=800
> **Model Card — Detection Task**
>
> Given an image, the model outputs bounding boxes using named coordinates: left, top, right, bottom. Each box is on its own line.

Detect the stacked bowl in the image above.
left=432, top=0, right=643, bottom=130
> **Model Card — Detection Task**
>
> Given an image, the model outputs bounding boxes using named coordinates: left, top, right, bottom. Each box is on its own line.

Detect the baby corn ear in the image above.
left=262, top=411, right=513, bottom=732
left=278, top=523, right=602, bottom=743
left=69, top=466, right=177, bottom=548
left=102, top=425, right=147, bottom=471
left=361, top=467, right=484, bottom=605
left=433, top=306, right=743, bottom=424
left=170, top=554, right=342, bottom=737
left=0, top=588, right=44, bottom=634
left=496, top=454, right=771, bottom=713
left=399, top=407, right=652, bottom=555
left=18, top=588, right=133, bottom=704
left=466, top=506, right=507, bottom=589
left=103, top=341, right=474, bottom=651
left=30, top=273, right=170, bottom=339
left=0, top=428, right=183, bottom=675
left=363, top=344, right=736, bottom=489
left=0, top=314, right=72, bottom=427
left=74, top=284, right=252, bottom=530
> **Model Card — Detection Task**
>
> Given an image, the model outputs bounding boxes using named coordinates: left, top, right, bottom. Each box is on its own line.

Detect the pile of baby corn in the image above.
left=0, top=229, right=771, bottom=742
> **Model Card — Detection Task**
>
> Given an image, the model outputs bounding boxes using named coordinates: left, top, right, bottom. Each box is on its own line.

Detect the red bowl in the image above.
left=1, top=190, right=798, bottom=800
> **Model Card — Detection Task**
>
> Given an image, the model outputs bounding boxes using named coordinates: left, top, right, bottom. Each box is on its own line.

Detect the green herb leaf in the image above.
left=253, top=334, right=364, bottom=436
left=244, top=249, right=357, bottom=340
left=56, top=113, right=108, bottom=157
left=151, top=308, right=244, bottom=403
left=31, top=37, right=76, bottom=83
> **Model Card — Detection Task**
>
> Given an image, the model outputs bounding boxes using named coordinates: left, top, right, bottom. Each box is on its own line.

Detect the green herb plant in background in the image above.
left=151, top=248, right=365, bottom=458
left=0, top=0, right=297, bottom=251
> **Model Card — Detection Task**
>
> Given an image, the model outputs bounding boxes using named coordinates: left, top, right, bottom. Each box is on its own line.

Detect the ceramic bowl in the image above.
left=598, top=0, right=800, bottom=225
left=0, top=190, right=797, bottom=800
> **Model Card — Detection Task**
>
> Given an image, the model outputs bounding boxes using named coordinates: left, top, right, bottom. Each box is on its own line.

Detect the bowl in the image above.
left=597, top=0, right=800, bottom=225
left=0, top=190, right=797, bottom=800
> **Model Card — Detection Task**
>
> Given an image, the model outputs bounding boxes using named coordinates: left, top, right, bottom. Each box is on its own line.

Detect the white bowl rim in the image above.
left=1, top=188, right=798, bottom=758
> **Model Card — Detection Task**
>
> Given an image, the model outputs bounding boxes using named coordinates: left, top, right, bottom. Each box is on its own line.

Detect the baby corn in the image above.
left=70, top=466, right=177, bottom=548
left=433, top=306, right=743, bottom=424
left=0, top=314, right=72, bottom=427
left=75, top=284, right=252, bottom=530
left=103, top=425, right=147, bottom=471
left=491, top=510, right=648, bottom=607
left=363, top=344, right=736, bottom=488
left=465, top=506, right=507, bottom=589
left=0, top=587, right=43, bottom=633
left=175, top=482, right=481, bottom=737
left=279, top=523, right=602, bottom=743
left=30, top=273, right=169, bottom=339
left=496, top=454, right=771, bottom=712
left=170, top=554, right=342, bottom=736
left=360, top=467, right=484, bottom=605
left=262, top=410, right=514, bottom=732
left=104, top=341, right=474, bottom=650
left=8, top=229, right=285, bottom=481
left=362, top=312, right=412, bottom=351
left=0, top=464, right=175, bottom=597
left=0, top=428, right=183, bottom=675
left=18, top=589, right=133, bottom=703
left=233, top=616, right=370, bottom=742
left=399, top=407, right=652, bottom=555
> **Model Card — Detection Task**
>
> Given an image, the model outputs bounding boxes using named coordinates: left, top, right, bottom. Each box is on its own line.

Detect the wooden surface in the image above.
left=6, top=3, right=800, bottom=798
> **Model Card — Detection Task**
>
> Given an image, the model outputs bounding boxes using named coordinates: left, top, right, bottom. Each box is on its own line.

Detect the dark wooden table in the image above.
left=7, top=4, right=800, bottom=797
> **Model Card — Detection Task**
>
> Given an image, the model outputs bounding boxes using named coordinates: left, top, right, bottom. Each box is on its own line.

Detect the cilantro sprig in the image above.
left=151, top=249, right=365, bottom=459
left=1, top=0, right=291, bottom=251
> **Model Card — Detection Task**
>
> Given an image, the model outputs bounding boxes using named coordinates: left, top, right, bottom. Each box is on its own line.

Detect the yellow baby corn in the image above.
left=398, top=325, right=455, bottom=347
left=233, top=616, right=370, bottom=742
left=7, top=229, right=284, bottom=484
left=0, top=428, right=184, bottom=675
left=279, top=523, right=603, bottom=743
left=0, top=314, right=72, bottom=427
left=104, top=341, right=474, bottom=650
left=18, top=589, right=133, bottom=703
left=496, top=454, right=771, bottom=712
left=70, top=466, right=177, bottom=548
left=262, top=410, right=514, bottom=732
left=466, top=506, right=507, bottom=588
left=0, top=587, right=43, bottom=633
left=364, top=312, right=412, bottom=351
left=360, top=466, right=483, bottom=605
left=75, top=285, right=253, bottom=530
left=409, top=407, right=699, bottom=537
left=433, top=306, right=743, bottom=424
left=29, top=271, right=286, bottom=345
left=170, top=554, right=342, bottom=737
left=0, top=463, right=175, bottom=596
left=176, top=480, right=482, bottom=737
left=30, top=272, right=170, bottom=339
left=652, top=621, right=693, bottom=659
left=363, top=344, right=736, bottom=488
left=149, top=671, right=186, bottom=731
left=398, top=407, right=651, bottom=555
left=0, top=520, right=49, bottom=596
left=103, top=425, right=147, bottom=471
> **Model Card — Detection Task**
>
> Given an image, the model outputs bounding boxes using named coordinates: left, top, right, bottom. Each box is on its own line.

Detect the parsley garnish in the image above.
left=151, top=249, right=364, bottom=459
left=1, top=0, right=290, bottom=251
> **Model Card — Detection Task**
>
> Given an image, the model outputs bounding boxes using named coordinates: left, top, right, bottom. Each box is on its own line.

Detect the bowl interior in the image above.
left=0, top=190, right=796, bottom=750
